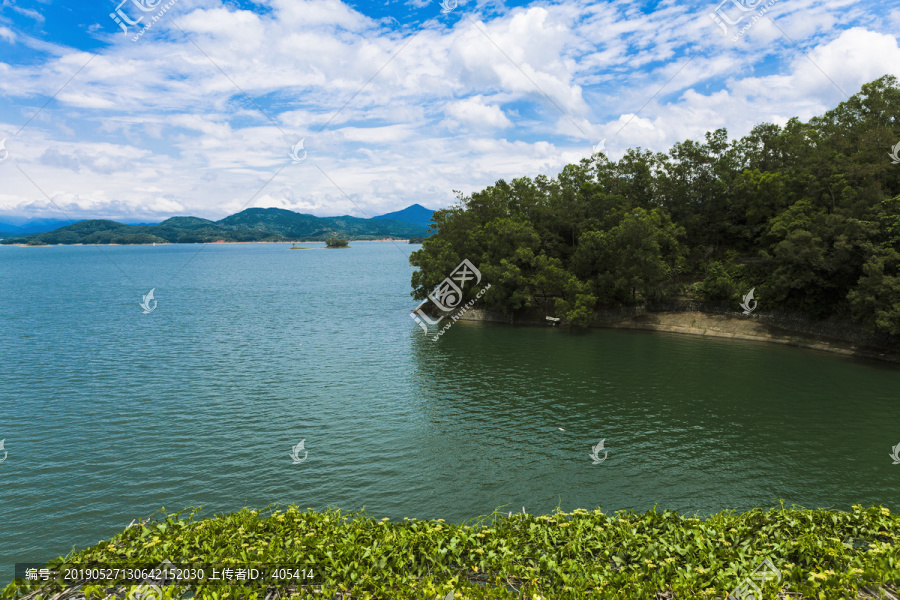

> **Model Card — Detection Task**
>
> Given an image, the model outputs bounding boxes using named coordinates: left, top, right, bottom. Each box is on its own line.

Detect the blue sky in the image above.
left=0, top=0, right=898, bottom=222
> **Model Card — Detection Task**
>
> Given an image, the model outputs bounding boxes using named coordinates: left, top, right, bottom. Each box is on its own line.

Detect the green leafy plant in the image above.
left=4, top=504, right=898, bottom=599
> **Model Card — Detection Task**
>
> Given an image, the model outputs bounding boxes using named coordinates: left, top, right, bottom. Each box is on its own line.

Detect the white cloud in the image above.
left=444, top=95, right=512, bottom=128
left=0, top=0, right=896, bottom=222
left=6, top=2, right=45, bottom=24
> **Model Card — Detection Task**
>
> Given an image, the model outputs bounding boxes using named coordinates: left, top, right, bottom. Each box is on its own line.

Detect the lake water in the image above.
left=1, top=241, right=899, bottom=585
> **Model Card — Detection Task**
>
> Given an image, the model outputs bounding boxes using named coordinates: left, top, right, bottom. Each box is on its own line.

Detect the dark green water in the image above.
left=1, top=241, right=899, bottom=584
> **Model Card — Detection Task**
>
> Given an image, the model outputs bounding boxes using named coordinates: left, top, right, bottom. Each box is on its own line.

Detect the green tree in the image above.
left=848, top=248, right=900, bottom=334
left=572, top=208, right=685, bottom=303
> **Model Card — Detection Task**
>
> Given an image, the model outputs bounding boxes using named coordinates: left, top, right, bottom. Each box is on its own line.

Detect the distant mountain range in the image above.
left=0, top=205, right=436, bottom=245
left=0, top=218, right=158, bottom=237
left=371, top=204, right=434, bottom=228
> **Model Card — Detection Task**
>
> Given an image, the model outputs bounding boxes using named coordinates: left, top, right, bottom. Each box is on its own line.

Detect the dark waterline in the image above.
left=1, top=242, right=899, bottom=585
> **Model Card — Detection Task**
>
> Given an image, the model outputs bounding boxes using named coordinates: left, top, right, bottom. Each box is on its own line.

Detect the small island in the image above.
left=408, top=236, right=425, bottom=244
left=325, top=237, right=350, bottom=248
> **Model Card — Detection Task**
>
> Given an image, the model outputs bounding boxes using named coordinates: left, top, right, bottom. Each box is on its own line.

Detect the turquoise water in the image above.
left=1, top=241, right=899, bottom=584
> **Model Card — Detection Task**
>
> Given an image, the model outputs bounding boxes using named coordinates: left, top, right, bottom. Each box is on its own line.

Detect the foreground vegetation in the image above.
left=411, top=75, right=900, bottom=336
left=3, top=504, right=899, bottom=599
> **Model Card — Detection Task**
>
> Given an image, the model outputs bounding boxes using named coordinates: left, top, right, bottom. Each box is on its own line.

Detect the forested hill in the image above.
left=0, top=207, right=429, bottom=245
left=410, top=75, right=900, bottom=336
left=372, top=203, right=435, bottom=227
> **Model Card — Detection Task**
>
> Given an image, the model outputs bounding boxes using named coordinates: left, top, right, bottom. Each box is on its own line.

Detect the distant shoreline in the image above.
left=0, top=239, right=413, bottom=247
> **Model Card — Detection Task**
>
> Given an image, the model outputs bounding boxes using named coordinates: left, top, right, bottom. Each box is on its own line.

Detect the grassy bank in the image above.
left=3, top=504, right=899, bottom=599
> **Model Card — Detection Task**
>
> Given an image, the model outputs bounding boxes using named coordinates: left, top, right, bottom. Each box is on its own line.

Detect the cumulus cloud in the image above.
left=444, top=96, right=513, bottom=128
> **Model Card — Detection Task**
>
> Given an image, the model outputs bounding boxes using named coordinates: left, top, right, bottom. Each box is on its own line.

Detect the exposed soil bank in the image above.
left=457, top=307, right=900, bottom=364
left=603, top=311, right=900, bottom=363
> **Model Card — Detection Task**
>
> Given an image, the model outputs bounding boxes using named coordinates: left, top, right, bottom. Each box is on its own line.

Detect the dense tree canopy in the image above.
left=411, top=75, right=900, bottom=335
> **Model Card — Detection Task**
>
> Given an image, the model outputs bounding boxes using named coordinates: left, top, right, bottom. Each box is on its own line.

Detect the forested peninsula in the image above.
left=410, top=75, right=900, bottom=339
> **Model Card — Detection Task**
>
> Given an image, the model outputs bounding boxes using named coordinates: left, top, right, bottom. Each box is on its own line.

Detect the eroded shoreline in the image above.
left=604, top=311, right=900, bottom=363
left=457, top=308, right=900, bottom=364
